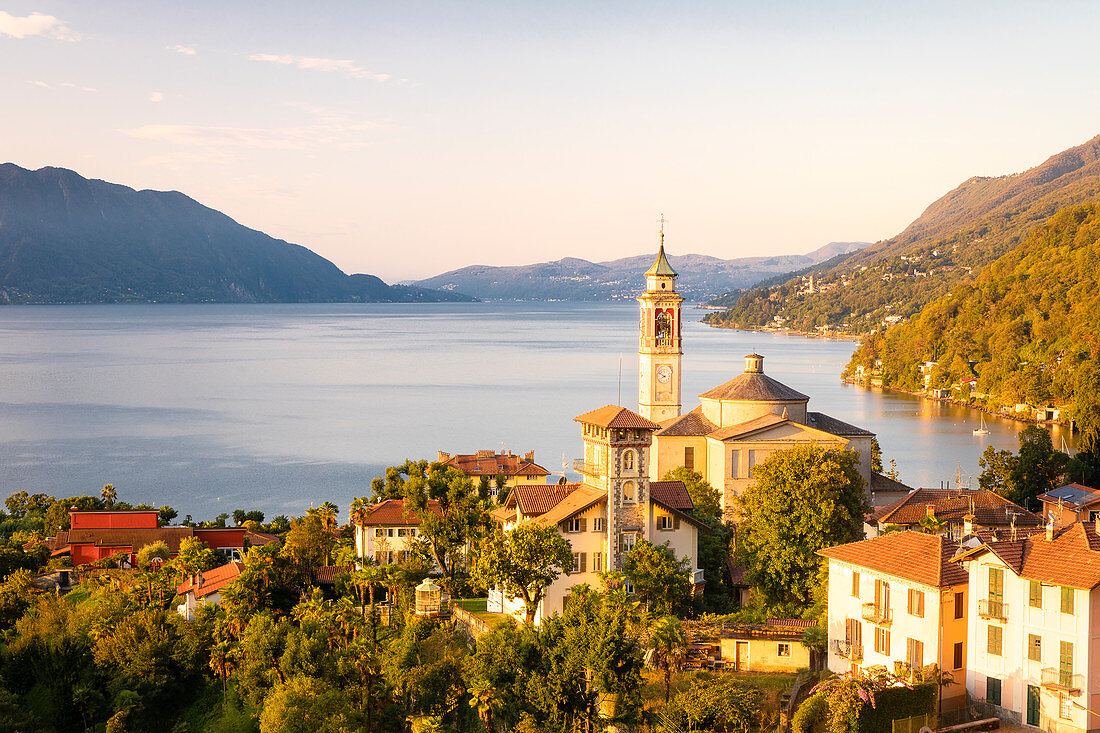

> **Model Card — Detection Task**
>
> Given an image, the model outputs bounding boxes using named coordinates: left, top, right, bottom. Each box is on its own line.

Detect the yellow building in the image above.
left=437, top=449, right=550, bottom=499
left=633, top=247, right=903, bottom=514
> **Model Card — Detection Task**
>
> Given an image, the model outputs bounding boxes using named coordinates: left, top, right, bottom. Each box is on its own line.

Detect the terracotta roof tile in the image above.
left=67, top=527, right=196, bottom=553
left=177, top=561, right=244, bottom=598
left=360, top=499, right=442, bottom=526
left=961, top=523, right=1100, bottom=589
left=649, top=481, right=694, bottom=511
left=572, top=405, right=661, bottom=430
left=512, top=483, right=582, bottom=516
left=441, top=451, right=550, bottom=478
left=655, top=406, right=717, bottom=437
left=314, top=565, right=354, bottom=585
left=532, top=484, right=606, bottom=527
left=246, top=531, right=282, bottom=546
left=699, top=372, right=809, bottom=403
left=818, top=531, right=968, bottom=588
left=871, top=488, right=1039, bottom=527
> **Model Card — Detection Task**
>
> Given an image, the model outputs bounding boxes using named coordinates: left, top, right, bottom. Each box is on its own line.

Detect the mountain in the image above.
left=0, top=164, right=472, bottom=304
left=846, top=203, right=1100, bottom=435
left=411, top=242, right=869, bottom=302
left=704, top=134, right=1100, bottom=333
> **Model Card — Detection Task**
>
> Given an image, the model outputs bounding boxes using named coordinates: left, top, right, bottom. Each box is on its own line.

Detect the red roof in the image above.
left=958, top=522, right=1100, bottom=590
left=511, top=482, right=583, bottom=516
left=314, top=565, right=354, bottom=585
left=177, top=561, right=244, bottom=598
left=360, top=499, right=442, bottom=526
left=649, top=481, right=694, bottom=511
left=870, top=488, right=1040, bottom=527
left=440, top=451, right=550, bottom=478
left=819, top=531, right=969, bottom=588
left=573, top=405, right=660, bottom=430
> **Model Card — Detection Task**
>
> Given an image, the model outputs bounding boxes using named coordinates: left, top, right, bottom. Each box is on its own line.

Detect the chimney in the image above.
left=437, top=451, right=450, bottom=461
left=524, top=450, right=535, bottom=462
left=1094, top=513, right=1100, bottom=536
left=1046, top=519, right=1055, bottom=542
left=962, top=513, right=974, bottom=537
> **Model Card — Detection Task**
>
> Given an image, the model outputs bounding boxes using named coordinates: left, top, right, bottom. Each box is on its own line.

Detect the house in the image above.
left=176, top=561, right=244, bottom=620
left=718, top=619, right=816, bottom=673
left=353, top=498, right=442, bottom=565
left=438, top=449, right=551, bottom=498
left=1037, top=484, right=1100, bottom=526
left=487, top=404, right=707, bottom=625
left=866, top=488, right=1041, bottom=540
left=819, top=531, right=969, bottom=710
left=48, top=509, right=247, bottom=567
left=953, top=520, right=1100, bottom=731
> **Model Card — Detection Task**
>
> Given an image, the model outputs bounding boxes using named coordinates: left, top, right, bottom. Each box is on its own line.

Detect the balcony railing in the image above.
left=572, top=459, right=600, bottom=475
left=692, top=568, right=705, bottom=585
left=1042, top=668, right=1083, bottom=695
left=862, top=602, right=893, bottom=625
left=833, top=640, right=863, bottom=662
left=977, top=598, right=1008, bottom=621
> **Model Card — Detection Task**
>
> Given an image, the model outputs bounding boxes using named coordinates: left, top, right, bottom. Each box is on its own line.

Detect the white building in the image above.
left=176, top=561, right=244, bottom=621
left=354, top=498, right=440, bottom=565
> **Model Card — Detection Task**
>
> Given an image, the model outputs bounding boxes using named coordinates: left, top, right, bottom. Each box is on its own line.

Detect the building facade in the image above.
left=437, top=449, right=551, bottom=498
left=353, top=499, right=442, bottom=565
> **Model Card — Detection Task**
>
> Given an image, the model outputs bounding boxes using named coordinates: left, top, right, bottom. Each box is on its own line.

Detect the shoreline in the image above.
left=701, top=322, right=864, bottom=343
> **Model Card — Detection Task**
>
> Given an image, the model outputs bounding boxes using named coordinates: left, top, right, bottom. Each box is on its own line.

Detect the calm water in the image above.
left=0, top=303, right=1072, bottom=520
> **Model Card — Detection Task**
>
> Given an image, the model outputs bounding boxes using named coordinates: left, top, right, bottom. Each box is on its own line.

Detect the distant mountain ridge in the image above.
left=0, top=164, right=472, bottom=304
left=412, top=241, right=870, bottom=301
left=704, top=133, right=1100, bottom=333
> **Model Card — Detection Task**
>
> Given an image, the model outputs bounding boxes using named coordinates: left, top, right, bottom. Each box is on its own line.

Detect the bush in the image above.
left=662, top=675, right=764, bottom=732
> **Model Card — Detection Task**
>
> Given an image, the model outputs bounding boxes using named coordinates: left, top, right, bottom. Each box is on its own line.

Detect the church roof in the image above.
left=707, top=414, right=789, bottom=441
left=699, top=372, right=809, bottom=402
left=806, top=412, right=874, bottom=437
left=645, top=245, right=677, bottom=277
left=573, top=405, right=661, bottom=430
left=655, top=406, right=717, bottom=437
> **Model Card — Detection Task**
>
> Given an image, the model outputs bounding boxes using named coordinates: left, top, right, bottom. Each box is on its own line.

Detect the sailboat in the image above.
left=973, top=414, right=990, bottom=436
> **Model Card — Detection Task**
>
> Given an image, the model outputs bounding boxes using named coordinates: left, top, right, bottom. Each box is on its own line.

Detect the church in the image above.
left=632, top=245, right=908, bottom=514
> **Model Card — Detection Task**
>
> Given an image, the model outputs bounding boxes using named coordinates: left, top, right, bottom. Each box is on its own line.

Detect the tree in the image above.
left=101, top=484, right=117, bottom=508
left=472, top=523, right=572, bottom=624
left=135, top=540, right=170, bottom=570
left=647, top=615, right=687, bottom=703
left=157, top=506, right=177, bottom=526
left=979, top=426, right=1068, bottom=511
left=622, top=540, right=690, bottom=613
left=174, top=537, right=217, bottom=576
left=285, top=513, right=336, bottom=572
left=662, top=466, right=721, bottom=523
left=736, top=444, right=868, bottom=612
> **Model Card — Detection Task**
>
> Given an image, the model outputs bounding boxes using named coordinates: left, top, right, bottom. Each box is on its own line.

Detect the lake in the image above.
left=0, top=303, right=1071, bottom=521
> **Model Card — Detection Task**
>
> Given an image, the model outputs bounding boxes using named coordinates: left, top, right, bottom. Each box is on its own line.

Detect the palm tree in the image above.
left=648, top=615, right=688, bottom=704
left=101, top=484, right=117, bottom=508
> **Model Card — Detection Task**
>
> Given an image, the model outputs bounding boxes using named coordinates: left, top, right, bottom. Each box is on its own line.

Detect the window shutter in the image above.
left=673, top=515, right=680, bottom=530
left=918, top=591, right=924, bottom=617
left=580, top=553, right=587, bottom=573
left=579, top=517, right=587, bottom=533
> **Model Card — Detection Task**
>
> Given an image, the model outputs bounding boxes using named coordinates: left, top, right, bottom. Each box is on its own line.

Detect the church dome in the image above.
left=699, top=354, right=809, bottom=402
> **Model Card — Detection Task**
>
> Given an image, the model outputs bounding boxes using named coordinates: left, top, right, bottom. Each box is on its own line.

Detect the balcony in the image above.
left=862, top=602, right=893, bottom=625
left=977, top=598, right=1008, bottom=621
left=692, top=568, right=705, bottom=585
left=833, top=640, right=863, bottom=662
left=1042, top=668, right=1083, bottom=695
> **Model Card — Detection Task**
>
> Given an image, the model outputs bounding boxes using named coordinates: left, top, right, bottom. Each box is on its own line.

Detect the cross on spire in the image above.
left=657, top=213, right=667, bottom=247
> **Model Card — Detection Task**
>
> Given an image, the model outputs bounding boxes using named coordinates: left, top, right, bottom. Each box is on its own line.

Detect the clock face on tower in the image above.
left=656, top=365, right=672, bottom=384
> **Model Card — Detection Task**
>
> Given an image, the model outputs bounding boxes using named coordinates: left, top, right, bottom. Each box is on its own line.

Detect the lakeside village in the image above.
left=3, top=250, right=1099, bottom=733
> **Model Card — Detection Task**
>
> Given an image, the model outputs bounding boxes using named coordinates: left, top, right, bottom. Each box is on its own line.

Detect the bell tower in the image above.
left=637, top=219, right=683, bottom=422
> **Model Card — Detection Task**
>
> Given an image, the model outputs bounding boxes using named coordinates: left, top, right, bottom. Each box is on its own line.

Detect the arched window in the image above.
left=623, top=450, right=635, bottom=471
left=623, top=481, right=635, bottom=503
left=655, top=310, right=671, bottom=340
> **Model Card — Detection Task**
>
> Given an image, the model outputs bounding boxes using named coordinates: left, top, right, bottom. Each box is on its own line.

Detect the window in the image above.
left=657, top=515, right=673, bottom=531
left=874, top=627, right=890, bottom=655
left=397, top=528, right=408, bottom=537
left=987, top=677, right=1001, bottom=706
left=1061, top=586, right=1075, bottom=614
left=621, top=533, right=637, bottom=554
left=592, top=552, right=603, bottom=573
left=953, top=642, right=964, bottom=670
left=570, top=552, right=587, bottom=574
left=845, top=618, right=862, bottom=647
left=563, top=517, right=585, bottom=533
left=386, top=528, right=395, bottom=537
left=592, top=517, right=605, bottom=532
left=906, top=638, right=923, bottom=668
left=1059, top=694, right=1073, bottom=720
left=1028, top=634, right=1041, bottom=662
left=852, top=571, right=860, bottom=598
left=987, top=625, right=1003, bottom=656
left=730, top=451, right=740, bottom=478
left=623, top=450, right=635, bottom=471
left=954, top=591, right=965, bottom=619
left=375, top=528, right=383, bottom=537
left=1030, top=580, right=1042, bottom=608
left=908, top=589, right=925, bottom=618
left=623, top=481, right=636, bottom=503
left=988, top=567, right=1004, bottom=604
left=1060, top=641, right=1074, bottom=682
left=684, top=446, right=694, bottom=471
left=777, top=643, right=791, bottom=657
left=874, top=578, right=889, bottom=611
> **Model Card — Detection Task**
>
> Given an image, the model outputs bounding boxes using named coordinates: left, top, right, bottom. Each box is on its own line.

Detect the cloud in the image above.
left=149, top=92, right=164, bottom=103
left=248, top=53, right=391, bottom=81
left=120, top=119, right=387, bottom=151
left=0, top=11, right=79, bottom=40
left=168, top=44, right=196, bottom=55
left=29, top=80, right=94, bottom=91
left=28, top=79, right=49, bottom=88
left=139, top=151, right=239, bottom=167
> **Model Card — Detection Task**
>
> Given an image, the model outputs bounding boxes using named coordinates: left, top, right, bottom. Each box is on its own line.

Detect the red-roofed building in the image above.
left=819, top=531, right=970, bottom=710
left=352, top=499, right=442, bottom=566
left=867, top=488, right=1040, bottom=539
left=437, top=449, right=550, bottom=499
left=176, top=561, right=244, bottom=620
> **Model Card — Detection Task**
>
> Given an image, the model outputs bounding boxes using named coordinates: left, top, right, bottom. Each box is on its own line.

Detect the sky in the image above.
left=3, top=1, right=1100, bottom=282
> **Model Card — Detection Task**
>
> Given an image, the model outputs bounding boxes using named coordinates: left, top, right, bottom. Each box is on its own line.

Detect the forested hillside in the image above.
left=846, top=204, right=1100, bottom=440
left=704, top=134, right=1100, bottom=334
